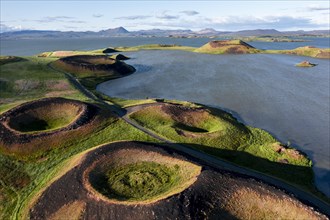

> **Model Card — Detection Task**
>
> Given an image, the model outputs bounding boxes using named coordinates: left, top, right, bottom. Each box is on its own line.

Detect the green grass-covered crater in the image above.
left=5, top=98, right=85, bottom=133
left=84, top=148, right=201, bottom=204
left=105, top=162, right=180, bottom=200
left=128, top=103, right=314, bottom=189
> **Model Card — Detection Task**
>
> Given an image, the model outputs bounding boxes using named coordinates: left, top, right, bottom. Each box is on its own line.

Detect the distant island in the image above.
left=1, top=27, right=329, bottom=39
left=38, top=40, right=330, bottom=59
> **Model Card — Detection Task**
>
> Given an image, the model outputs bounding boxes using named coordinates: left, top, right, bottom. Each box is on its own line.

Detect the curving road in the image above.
left=47, top=63, right=330, bottom=217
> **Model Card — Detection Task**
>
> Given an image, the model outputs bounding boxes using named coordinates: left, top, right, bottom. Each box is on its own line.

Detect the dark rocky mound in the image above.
left=110, top=54, right=130, bottom=60
left=209, top=40, right=255, bottom=49
left=54, top=55, right=135, bottom=75
left=0, top=97, right=99, bottom=145
left=103, top=48, right=120, bottom=53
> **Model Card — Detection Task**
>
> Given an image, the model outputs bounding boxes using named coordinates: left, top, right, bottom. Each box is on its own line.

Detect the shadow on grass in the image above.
left=180, top=143, right=314, bottom=190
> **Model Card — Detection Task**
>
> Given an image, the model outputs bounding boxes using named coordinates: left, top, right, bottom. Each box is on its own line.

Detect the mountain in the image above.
left=227, top=29, right=282, bottom=36
left=1, top=27, right=329, bottom=39
left=282, top=30, right=330, bottom=36
left=99, top=27, right=129, bottom=34
left=0, top=27, right=130, bottom=39
left=131, top=28, right=194, bottom=36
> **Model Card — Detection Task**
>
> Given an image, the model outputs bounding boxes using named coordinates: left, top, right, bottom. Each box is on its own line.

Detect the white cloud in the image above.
left=180, top=11, right=199, bottom=16
left=0, top=23, right=23, bottom=33
left=131, top=14, right=328, bottom=31
left=93, top=14, right=103, bottom=18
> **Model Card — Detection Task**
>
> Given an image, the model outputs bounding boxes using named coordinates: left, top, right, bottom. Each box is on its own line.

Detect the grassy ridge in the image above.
left=128, top=104, right=314, bottom=189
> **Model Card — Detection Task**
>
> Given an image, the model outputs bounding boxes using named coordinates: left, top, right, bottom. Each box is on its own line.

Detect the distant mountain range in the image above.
left=1, top=27, right=329, bottom=39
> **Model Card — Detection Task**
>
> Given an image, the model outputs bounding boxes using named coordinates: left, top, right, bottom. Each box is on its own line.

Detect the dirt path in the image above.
left=47, top=64, right=330, bottom=216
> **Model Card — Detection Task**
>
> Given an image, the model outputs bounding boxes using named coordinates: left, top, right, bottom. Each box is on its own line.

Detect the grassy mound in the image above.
left=0, top=97, right=109, bottom=157
left=2, top=97, right=86, bottom=133
left=0, top=56, right=26, bottom=65
left=129, top=103, right=313, bottom=188
left=295, top=61, right=317, bottom=67
left=195, top=40, right=260, bottom=54
left=51, top=55, right=135, bottom=90
left=268, top=46, right=330, bottom=59
left=84, top=147, right=201, bottom=204
left=37, top=49, right=105, bottom=58
left=129, top=104, right=254, bottom=150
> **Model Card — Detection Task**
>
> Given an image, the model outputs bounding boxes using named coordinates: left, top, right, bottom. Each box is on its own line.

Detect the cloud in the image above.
left=93, top=14, right=103, bottom=18
left=131, top=15, right=328, bottom=31
left=308, top=6, right=330, bottom=11
left=0, top=23, right=22, bottom=33
left=33, top=16, right=85, bottom=24
left=68, top=20, right=86, bottom=24
left=180, top=10, right=199, bottom=16
left=115, top=15, right=152, bottom=20
left=156, top=13, right=180, bottom=20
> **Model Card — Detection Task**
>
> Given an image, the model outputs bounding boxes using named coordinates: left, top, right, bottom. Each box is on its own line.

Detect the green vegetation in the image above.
left=100, top=162, right=181, bottom=201
left=0, top=56, right=26, bottom=65
left=128, top=104, right=315, bottom=189
left=85, top=148, right=201, bottom=204
left=295, top=61, right=317, bottom=67
left=0, top=56, right=88, bottom=112
left=100, top=95, right=157, bottom=108
left=37, top=49, right=105, bottom=58
left=267, top=46, right=330, bottom=59
left=0, top=55, right=159, bottom=219
left=240, top=36, right=308, bottom=43
left=7, top=100, right=83, bottom=133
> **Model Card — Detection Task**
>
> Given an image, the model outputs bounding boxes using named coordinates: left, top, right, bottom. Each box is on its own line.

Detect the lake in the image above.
left=97, top=50, right=330, bottom=197
left=0, top=36, right=329, bottom=56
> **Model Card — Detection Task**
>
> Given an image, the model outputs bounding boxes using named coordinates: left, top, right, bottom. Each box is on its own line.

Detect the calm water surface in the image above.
left=1, top=37, right=329, bottom=56
left=97, top=51, right=330, bottom=197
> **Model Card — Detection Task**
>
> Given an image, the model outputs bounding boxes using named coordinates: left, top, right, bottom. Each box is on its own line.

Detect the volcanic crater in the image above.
left=0, top=97, right=100, bottom=154
left=29, top=141, right=327, bottom=220
left=53, top=55, right=135, bottom=76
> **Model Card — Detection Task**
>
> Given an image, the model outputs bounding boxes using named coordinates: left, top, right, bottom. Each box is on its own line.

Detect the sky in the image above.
left=1, top=0, right=329, bottom=32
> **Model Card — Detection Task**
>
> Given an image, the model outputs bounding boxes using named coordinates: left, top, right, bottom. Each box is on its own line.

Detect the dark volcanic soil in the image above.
left=56, top=55, right=135, bottom=74
left=29, top=141, right=327, bottom=220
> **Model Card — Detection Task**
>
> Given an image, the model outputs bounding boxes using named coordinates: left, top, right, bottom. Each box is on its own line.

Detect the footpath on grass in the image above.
left=47, top=63, right=330, bottom=217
